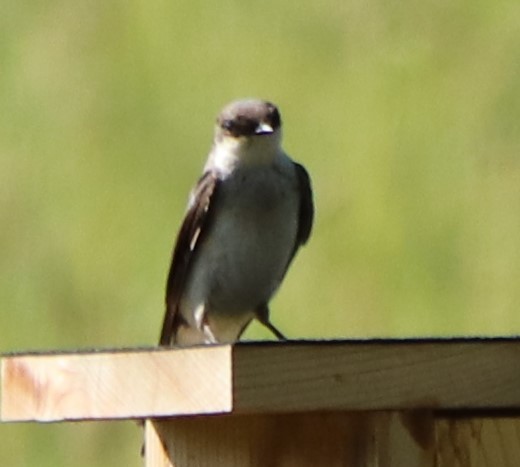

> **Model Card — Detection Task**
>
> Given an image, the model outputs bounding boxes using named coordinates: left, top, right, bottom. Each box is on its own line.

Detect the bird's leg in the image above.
left=263, top=320, right=287, bottom=341
left=255, top=303, right=287, bottom=341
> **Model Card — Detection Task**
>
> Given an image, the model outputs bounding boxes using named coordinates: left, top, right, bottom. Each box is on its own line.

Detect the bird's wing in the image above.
left=254, top=162, right=314, bottom=334
left=294, top=162, right=314, bottom=248
left=278, top=162, right=314, bottom=279
left=159, top=171, right=220, bottom=345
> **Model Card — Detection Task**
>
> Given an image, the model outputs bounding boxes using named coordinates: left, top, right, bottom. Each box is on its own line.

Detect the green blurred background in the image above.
left=2, top=0, right=520, bottom=465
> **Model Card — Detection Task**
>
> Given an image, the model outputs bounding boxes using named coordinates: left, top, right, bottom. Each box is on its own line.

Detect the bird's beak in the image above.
left=255, top=122, right=274, bottom=135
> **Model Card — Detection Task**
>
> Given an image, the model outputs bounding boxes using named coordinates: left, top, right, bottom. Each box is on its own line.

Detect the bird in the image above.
left=159, top=99, right=314, bottom=346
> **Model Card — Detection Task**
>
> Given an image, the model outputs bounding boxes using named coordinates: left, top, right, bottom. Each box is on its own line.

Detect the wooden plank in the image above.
left=435, top=416, right=520, bottom=466
left=232, top=340, right=520, bottom=412
left=1, top=347, right=232, bottom=421
left=145, top=411, right=435, bottom=467
left=2, top=339, right=520, bottom=421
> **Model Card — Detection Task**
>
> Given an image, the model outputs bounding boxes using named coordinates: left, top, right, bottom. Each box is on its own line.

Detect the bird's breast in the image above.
left=183, top=164, right=299, bottom=315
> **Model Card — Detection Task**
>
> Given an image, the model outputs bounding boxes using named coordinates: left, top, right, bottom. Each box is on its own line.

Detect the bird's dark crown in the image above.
left=217, top=99, right=281, bottom=138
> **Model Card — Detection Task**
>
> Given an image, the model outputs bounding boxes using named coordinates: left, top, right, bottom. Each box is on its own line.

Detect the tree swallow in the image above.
left=159, top=99, right=314, bottom=345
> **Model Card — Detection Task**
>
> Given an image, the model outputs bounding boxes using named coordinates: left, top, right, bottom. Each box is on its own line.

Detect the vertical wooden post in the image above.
left=435, top=417, right=520, bottom=467
left=376, top=411, right=435, bottom=467
left=145, top=411, right=435, bottom=467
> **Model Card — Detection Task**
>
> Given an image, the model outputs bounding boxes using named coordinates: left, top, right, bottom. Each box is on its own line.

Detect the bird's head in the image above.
left=212, top=99, right=283, bottom=168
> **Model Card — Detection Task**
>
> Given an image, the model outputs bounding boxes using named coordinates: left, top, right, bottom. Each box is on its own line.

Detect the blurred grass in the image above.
left=1, top=0, right=520, bottom=465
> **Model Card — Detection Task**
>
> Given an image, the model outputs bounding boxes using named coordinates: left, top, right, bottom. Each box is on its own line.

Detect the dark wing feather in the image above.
left=294, top=162, right=314, bottom=247
left=278, top=162, right=314, bottom=278
left=254, top=162, right=314, bottom=335
left=278, top=162, right=314, bottom=276
left=159, top=171, right=220, bottom=345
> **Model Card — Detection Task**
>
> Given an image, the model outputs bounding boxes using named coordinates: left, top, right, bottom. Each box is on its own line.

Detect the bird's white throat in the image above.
left=207, top=131, right=283, bottom=176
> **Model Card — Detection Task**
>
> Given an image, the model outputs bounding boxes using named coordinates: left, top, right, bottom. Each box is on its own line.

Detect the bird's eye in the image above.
left=222, top=120, right=235, bottom=132
left=220, top=117, right=258, bottom=136
left=268, top=107, right=281, bottom=129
